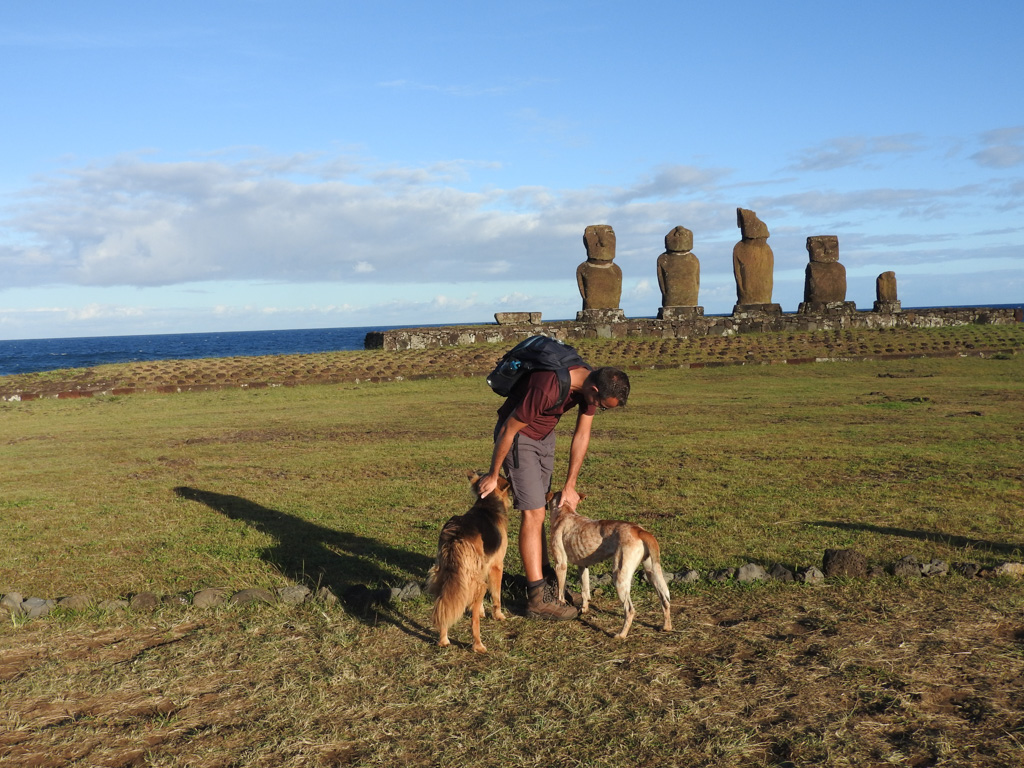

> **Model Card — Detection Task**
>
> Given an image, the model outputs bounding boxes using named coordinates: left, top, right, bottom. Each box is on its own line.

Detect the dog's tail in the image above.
left=427, top=534, right=480, bottom=631
left=637, top=528, right=661, bottom=563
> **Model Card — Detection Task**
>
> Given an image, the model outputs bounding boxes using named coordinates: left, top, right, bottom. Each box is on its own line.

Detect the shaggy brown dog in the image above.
left=548, top=492, right=672, bottom=639
left=425, top=472, right=511, bottom=653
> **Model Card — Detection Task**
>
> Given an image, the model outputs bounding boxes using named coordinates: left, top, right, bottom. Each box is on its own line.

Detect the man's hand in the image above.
left=559, top=485, right=581, bottom=511
left=477, top=472, right=500, bottom=499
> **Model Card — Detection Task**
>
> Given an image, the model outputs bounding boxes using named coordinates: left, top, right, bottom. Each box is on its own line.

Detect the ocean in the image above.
left=0, top=324, right=485, bottom=377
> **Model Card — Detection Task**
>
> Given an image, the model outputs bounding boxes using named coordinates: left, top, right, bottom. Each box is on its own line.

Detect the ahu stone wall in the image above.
left=364, top=306, right=1019, bottom=351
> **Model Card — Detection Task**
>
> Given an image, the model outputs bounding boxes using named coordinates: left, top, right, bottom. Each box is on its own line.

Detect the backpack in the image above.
left=486, top=335, right=589, bottom=408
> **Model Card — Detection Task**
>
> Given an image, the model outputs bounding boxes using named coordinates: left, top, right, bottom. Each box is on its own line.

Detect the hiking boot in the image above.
left=540, top=568, right=580, bottom=607
left=526, top=581, right=579, bottom=621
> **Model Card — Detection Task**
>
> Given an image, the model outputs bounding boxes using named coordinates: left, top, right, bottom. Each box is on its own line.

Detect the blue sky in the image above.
left=1, top=1, right=1022, bottom=340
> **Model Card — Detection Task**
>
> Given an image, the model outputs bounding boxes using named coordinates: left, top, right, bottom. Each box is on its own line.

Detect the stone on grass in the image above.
left=823, top=549, right=868, bottom=579
left=921, top=560, right=948, bottom=578
left=952, top=562, right=981, bottom=579
left=769, top=563, right=794, bottom=582
left=989, top=562, right=1024, bottom=579
left=709, top=568, right=736, bottom=583
left=229, top=588, right=276, bottom=606
left=737, top=563, right=768, bottom=583
left=162, top=593, right=191, bottom=606
left=891, top=556, right=923, bottom=578
left=314, top=586, right=339, bottom=606
left=342, top=584, right=373, bottom=609
left=23, top=597, right=55, bottom=619
left=98, top=599, right=129, bottom=612
left=129, top=592, right=161, bottom=611
left=1, top=593, right=25, bottom=616
left=389, top=581, right=421, bottom=602
left=278, top=585, right=311, bottom=605
left=673, top=570, right=702, bottom=583
left=192, top=588, right=229, bottom=609
left=797, top=566, right=825, bottom=585
left=58, top=595, right=92, bottom=610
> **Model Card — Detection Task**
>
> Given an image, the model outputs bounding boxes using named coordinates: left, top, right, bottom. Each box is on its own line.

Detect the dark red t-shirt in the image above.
left=496, top=366, right=596, bottom=440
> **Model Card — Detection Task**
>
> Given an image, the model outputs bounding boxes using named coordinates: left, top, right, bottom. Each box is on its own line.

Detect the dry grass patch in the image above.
left=2, top=580, right=1024, bottom=767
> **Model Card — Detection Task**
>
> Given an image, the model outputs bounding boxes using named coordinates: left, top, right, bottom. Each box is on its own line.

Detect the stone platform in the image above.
left=364, top=306, right=1019, bottom=351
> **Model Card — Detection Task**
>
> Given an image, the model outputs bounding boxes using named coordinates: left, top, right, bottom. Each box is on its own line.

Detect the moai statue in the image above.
left=799, top=236, right=853, bottom=314
left=732, top=208, right=778, bottom=313
left=576, top=224, right=625, bottom=322
left=657, top=226, right=702, bottom=319
left=874, top=271, right=901, bottom=312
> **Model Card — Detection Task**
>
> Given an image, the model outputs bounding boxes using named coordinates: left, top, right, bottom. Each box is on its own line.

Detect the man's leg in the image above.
left=502, top=433, right=576, bottom=621
left=519, top=506, right=546, bottom=584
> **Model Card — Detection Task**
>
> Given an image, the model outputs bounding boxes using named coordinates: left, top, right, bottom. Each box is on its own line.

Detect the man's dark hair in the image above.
left=590, top=366, right=630, bottom=406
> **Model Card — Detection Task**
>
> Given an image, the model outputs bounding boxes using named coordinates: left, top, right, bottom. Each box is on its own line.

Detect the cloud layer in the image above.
left=4, top=130, right=1021, bottom=297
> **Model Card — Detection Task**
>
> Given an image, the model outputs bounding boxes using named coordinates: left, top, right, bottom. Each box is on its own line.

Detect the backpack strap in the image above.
left=541, top=364, right=590, bottom=416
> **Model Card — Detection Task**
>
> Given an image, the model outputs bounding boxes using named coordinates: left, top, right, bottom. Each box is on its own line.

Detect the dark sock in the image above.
left=527, top=578, right=546, bottom=594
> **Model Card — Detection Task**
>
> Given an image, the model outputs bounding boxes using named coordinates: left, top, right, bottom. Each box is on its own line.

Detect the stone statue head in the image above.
left=806, top=236, right=839, bottom=263
left=583, top=224, right=616, bottom=261
left=736, top=208, right=770, bottom=239
left=665, top=226, right=693, bottom=253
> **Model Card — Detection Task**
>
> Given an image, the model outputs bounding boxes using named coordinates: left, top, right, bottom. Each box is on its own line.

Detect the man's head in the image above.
left=583, top=367, right=630, bottom=410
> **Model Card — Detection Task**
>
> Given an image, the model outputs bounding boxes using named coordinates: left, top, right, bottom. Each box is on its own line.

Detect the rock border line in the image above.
left=4, top=550, right=1023, bottom=623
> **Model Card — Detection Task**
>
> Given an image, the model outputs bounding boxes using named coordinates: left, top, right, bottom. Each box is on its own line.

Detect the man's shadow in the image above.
left=173, top=486, right=436, bottom=634
left=810, top=520, right=1024, bottom=559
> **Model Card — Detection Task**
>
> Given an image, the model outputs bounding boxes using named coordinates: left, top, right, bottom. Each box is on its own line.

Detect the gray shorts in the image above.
left=500, top=430, right=555, bottom=511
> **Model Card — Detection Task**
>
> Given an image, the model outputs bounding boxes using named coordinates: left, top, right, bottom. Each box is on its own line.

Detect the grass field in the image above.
left=2, top=327, right=1023, bottom=766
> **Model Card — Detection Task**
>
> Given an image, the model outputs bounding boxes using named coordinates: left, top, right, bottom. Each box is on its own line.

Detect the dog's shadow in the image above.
left=172, top=486, right=435, bottom=634
left=575, top=605, right=669, bottom=640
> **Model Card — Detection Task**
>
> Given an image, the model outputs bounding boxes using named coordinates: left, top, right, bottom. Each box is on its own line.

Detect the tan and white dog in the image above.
left=548, top=493, right=672, bottom=639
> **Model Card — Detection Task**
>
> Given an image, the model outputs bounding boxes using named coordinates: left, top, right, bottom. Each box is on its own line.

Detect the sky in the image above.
left=1, top=1, right=1022, bottom=341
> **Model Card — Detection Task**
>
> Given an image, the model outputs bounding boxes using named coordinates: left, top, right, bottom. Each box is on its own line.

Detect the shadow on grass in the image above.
left=812, top=521, right=1024, bottom=558
left=172, top=486, right=436, bottom=632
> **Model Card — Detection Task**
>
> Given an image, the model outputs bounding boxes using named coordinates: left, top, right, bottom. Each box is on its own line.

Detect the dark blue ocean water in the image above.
left=0, top=324, right=482, bottom=376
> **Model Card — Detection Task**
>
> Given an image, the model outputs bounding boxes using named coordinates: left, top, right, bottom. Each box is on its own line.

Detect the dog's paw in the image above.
left=473, top=643, right=488, bottom=654
left=493, top=609, right=506, bottom=621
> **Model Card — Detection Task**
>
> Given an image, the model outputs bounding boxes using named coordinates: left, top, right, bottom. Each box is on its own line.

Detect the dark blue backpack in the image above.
left=486, top=335, right=589, bottom=408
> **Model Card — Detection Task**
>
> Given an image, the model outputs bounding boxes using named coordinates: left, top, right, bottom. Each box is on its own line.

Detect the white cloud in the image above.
left=628, top=279, right=654, bottom=299
left=971, top=126, right=1024, bottom=169
left=787, top=135, right=925, bottom=172
left=1, top=144, right=1020, bottom=324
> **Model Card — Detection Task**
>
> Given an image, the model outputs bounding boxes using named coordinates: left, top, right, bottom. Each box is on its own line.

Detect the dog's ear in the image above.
left=496, top=475, right=510, bottom=492
left=545, top=492, right=554, bottom=503
left=579, top=493, right=587, bottom=501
